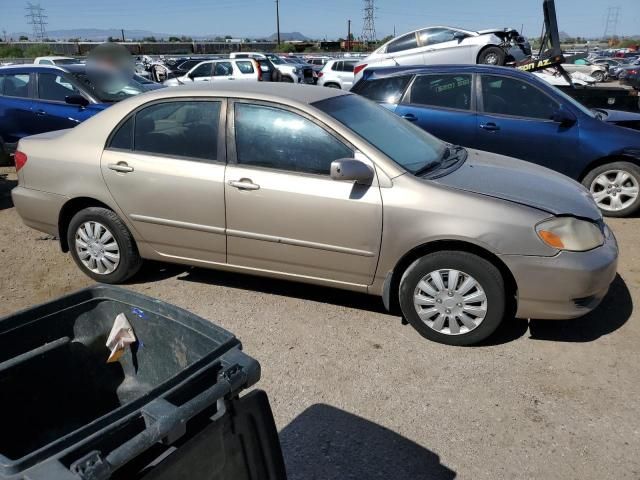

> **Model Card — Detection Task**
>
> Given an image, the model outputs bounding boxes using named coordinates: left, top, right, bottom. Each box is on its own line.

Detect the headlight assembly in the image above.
left=536, top=217, right=604, bottom=252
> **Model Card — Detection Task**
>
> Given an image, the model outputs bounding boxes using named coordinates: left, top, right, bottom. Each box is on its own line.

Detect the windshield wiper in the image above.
left=414, top=145, right=466, bottom=177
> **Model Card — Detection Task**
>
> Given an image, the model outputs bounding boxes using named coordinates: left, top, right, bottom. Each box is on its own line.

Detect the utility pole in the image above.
left=347, top=19, right=351, bottom=51
left=275, top=0, right=281, bottom=46
left=2, top=29, right=7, bottom=42
left=25, top=2, right=47, bottom=41
left=361, top=0, right=376, bottom=45
left=121, top=29, right=125, bottom=42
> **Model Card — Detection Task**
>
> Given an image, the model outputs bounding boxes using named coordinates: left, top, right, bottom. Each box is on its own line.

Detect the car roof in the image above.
left=35, top=56, right=75, bottom=60
left=0, top=64, right=70, bottom=74
left=133, top=82, right=350, bottom=104
left=361, top=64, right=536, bottom=80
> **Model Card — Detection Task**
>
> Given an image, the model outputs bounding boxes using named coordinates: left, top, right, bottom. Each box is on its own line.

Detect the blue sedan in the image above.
left=352, top=65, right=640, bottom=217
left=0, top=64, right=162, bottom=165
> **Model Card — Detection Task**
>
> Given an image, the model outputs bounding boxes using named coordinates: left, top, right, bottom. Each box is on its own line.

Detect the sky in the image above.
left=1, top=0, right=639, bottom=40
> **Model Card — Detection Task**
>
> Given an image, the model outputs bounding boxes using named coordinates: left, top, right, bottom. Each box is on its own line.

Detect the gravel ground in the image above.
left=1, top=166, right=638, bottom=479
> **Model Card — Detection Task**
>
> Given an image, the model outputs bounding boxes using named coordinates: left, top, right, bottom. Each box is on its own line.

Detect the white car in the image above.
left=230, top=52, right=315, bottom=84
left=34, top=56, right=78, bottom=66
left=354, top=26, right=530, bottom=82
left=163, top=59, right=261, bottom=86
left=317, top=59, right=358, bottom=90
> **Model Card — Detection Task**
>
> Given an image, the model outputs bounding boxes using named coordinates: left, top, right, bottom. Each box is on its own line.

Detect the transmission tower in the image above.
left=603, top=6, right=621, bottom=39
left=25, top=2, right=47, bottom=41
left=361, top=0, right=376, bottom=44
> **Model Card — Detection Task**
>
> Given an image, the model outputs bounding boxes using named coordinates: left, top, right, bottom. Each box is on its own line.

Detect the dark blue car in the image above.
left=352, top=65, right=640, bottom=217
left=0, top=64, right=162, bottom=165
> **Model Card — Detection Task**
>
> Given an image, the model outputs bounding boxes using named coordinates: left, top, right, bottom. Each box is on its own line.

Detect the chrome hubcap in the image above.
left=590, top=169, right=639, bottom=212
left=75, top=221, right=120, bottom=275
left=413, top=269, right=487, bottom=335
left=484, top=53, right=499, bottom=65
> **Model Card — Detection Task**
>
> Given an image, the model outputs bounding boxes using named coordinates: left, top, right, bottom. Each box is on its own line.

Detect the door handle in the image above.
left=402, top=113, right=418, bottom=121
left=34, top=109, right=47, bottom=116
left=227, top=77, right=236, bottom=80
left=228, top=178, right=260, bottom=190
left=479, top=122, right=500, bottom=131
left=108, top=162, right=134, bottom=173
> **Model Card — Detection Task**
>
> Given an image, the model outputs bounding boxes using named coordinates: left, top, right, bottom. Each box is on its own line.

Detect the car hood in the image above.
left=600, top=109, right=640, bottom=131
left=432, top=149, right=601, bottom=220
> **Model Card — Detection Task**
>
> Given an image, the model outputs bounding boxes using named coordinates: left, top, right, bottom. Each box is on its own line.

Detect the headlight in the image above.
left=536, top=217, right=604, bottom=252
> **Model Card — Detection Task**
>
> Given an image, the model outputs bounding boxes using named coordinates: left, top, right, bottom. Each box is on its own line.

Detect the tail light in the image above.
left=14, top=150, right=27, bottom=172
left=317, top=72, right=323, bottom=78
left=354, top=63, right=368, bottom=76
left=254, top=59, right=262, bottom=81
left=630, top=69, right=638, bottom=75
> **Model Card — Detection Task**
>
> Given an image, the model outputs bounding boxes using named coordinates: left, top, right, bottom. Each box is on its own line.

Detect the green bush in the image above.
left=0, top=45, right=24, bottom=58
left=24, top=44, right=54, bottom=57
left=276, top=43, right=297, bottom=53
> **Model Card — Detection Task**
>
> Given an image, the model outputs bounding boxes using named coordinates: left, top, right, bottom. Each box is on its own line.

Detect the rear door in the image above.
left=385, top=32, right=423, bottom=65
left=476, top=74, right=579, bottom=175
left=211, top=61, right=236, bottom=82
left=0, top=72, right=37, bottom=148
left=33, top=71, right=95, bottom=132
left=339, top=61, right=357, bottom=90
left=101, top=99, right=227, bottom=263
left=395, top=73, right=476, bottom=146
left=233, top=60, right=259, bottom=82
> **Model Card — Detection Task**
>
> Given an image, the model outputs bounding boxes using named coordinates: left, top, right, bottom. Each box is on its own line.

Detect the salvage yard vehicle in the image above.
left=11, top=83, right=618, bottom=346
left=561, top=57, right=607, bottom=83
left=317, top=59, right=358, bottom=90
left=622, top=68, right=640, bottom=90
left=33, top=56, right=78, bottom=66
left=230, top=52, right=314, bottom=84
left=353, top=26, right=531, bottom=82
left=0, top=64, right=161, bottom=165
left=162, top=59, right=262, bottom=86
left=352, top=65, right=640, bottom=217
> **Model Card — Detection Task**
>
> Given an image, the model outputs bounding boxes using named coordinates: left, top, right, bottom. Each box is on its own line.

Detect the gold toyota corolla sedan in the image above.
left=11, top=83, right=618, bottom=345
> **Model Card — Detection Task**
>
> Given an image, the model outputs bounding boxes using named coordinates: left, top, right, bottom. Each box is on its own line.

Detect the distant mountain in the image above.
left=266, top=32, right=310, bottom=42
left=8, top=28, right=225, bottom=41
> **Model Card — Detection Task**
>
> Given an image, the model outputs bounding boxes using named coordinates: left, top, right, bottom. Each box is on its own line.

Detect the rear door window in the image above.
left=1, top=73, right=31, bottom=98
left=108, top=101, right=222, bottom=162
left=403, top=74, right=472, bottom=110
left=190, top=62, right=213, bottom=78
left=213, top=62, right=234, bottom=76
left=235, top=61, right=255, bottom=74
left=343, top=62, right=356, bottom=72
left=480, top=75, right=559, bottom=120
left=352, top=75, right=412, bottom=103
left=386, top=33, right=418, bottom=53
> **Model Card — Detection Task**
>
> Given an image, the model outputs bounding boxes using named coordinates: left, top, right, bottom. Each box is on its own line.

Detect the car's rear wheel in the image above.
left=67, top=207, right=142, bottom=283
left=478, top=47, right=506, bottom=66
left=591, top=71, right=605, bottom=82
left=399, top=251, right=506, bottom=346
left=583, top=162, right=640, bottom=217
left=324, top=82, right=341, bottom=89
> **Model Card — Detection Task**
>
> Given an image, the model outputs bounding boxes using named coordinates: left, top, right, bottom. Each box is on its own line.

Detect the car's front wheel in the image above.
left=583, top=162, right=640, bottom=217
left=591, top=71, right=605, bottom=82
left=478, top=47, right=506, bottom=66
left=399, top=251, right=506, bottom=346
left=67, top=207, right=142, bottom=283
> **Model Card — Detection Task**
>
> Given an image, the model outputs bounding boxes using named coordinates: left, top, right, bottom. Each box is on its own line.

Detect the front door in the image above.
left=418, top=28, right=476, bottom=65
left=100, top=99, right=227, bottom=263
left=476, top=74, right=579, bottom=175
left=224, top=101, right=383, bottom=286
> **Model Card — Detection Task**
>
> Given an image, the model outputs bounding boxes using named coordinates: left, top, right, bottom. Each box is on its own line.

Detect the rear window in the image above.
left=0, top=73, right=31, bottom=98
left=404, top=74, right=472, bottom=110
left=352, top=75, right=412, bottom=103
left=236, top=61, right=255, bottom=74
left=386, top=33, right=418, bottom=53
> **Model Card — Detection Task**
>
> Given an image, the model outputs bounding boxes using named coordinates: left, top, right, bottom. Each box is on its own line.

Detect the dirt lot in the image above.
left=1, top=166, right=638, bottom=479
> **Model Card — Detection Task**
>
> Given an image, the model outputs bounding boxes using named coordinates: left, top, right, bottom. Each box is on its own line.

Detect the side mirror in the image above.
left=330, top=159, right=374, bottom=185
left=65, top=94, right=89, bottom=107
left=453, top=32, right=466, bottom=42
left=187, top=72, right=195, bottom=80
left=551, top=107, right=577, bottom=126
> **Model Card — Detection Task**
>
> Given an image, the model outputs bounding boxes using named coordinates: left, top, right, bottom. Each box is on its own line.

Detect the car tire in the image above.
left=324, top=83, right=341, bottom=89
left=67, top=207, right=142, bottom=284
left=281, top=76, right=294, bottom=83
left=582, top=161, right=640, bottom=218
left=399, top=251, right=506, bottom=346
left=478, top=47, right=506, bottom=66
left=591, top=71, right=605, bottom=82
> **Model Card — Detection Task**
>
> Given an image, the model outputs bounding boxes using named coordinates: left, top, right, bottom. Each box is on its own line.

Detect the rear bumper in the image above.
left=11, top=186, right=67, bottom=237
left=501, top=226, right=619, bottom=319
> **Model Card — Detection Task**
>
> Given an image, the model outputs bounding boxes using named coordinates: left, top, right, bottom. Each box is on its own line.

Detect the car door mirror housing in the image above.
left=551, top=107, right=577, bottom=126
left=65, top=94, right=89, bottom=107
left=330, top=159, right=374, bottom=184
left=453, top=32, right=466, bottom=42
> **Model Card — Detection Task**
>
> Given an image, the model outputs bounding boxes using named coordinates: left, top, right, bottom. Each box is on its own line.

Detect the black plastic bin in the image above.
left=0, top=286, right=286, bottom=480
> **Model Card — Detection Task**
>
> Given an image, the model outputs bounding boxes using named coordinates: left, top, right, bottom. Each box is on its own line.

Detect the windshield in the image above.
left=265, top=54, right=284, bottom=65
left=314, top=94, right=447, bottom=175
left=544, top=81, right=597, bottom=118
left=70, top=72, right=147, bottom=102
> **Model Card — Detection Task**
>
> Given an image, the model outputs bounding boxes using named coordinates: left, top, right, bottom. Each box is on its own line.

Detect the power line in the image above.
left=25, top=2, right=47, bottom=41
left=361, top=0, right=376, bottom=44
left=603, top=6, right=621, bottom=39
